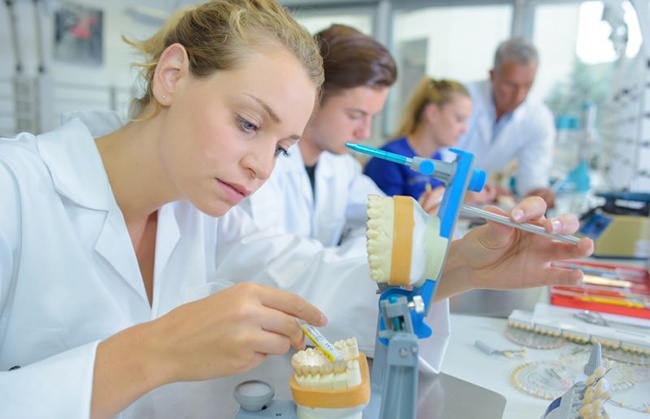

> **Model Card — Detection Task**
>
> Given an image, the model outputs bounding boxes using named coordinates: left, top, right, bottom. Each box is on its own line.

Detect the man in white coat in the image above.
left=449, top=37, right=556, bottom=209
left=240, top=24, right=390, bottom=247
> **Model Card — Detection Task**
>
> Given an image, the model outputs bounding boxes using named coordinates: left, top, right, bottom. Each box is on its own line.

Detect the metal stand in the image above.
left=370, top=295, right=420, bottom=419
left=363, top=148, right=484, bottom=419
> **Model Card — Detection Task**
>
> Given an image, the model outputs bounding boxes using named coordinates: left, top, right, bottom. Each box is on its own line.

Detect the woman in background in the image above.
left=365, top=77, right=495, bottom=214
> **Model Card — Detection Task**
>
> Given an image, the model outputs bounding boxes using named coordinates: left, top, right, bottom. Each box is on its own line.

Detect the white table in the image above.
left=441, top=313, right=650, bottom=419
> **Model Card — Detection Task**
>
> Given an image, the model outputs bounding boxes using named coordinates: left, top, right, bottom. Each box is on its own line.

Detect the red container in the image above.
left=550, top=260, right=650, bottom=319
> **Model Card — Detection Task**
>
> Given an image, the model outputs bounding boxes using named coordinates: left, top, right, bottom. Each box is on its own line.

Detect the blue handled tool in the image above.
left=348, top=143, right=581, bottom=244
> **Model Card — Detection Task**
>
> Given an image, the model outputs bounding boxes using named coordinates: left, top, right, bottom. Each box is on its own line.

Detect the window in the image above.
left=290, top=7, right=373, bottom=35
left=532, top=0, right=643, bottom=186
left=387, top=4, right=513, bottom=138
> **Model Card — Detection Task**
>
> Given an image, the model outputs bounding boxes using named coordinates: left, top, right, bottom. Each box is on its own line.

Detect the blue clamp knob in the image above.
left=417, top=159, right=435, bottom=176
left=468, top=169, right=486, bottom=192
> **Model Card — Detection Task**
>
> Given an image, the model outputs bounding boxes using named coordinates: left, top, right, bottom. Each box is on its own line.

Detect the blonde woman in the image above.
left=365, top=78, right=477, bottom=214
left=0, top=1, right=326, bottom=417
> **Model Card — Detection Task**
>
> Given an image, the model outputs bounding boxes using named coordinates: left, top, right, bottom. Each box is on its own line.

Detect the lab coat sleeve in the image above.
left=0, top=159, right=98, bottom=418
left=513, top=107, right=556, bottom=196
left=212, top=208, right=450, bottom=372
left=0, top=343, right=99, bottom=418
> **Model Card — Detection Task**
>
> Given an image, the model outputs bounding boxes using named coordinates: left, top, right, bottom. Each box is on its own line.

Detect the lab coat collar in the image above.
left=282, top=146, right=314, bottom=204
left=287, top=145, right=338, bottom=180
left=314, top=151, right=339, bottom=180
left=36, top=119, right=153, bottom=304
left=37, top=118, right=111, bottom=211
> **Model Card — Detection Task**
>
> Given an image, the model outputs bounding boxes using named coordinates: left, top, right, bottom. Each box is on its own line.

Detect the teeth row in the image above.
left=291, top=338, right=362, bottom=389
left=366, top=195, right=393, bottom=283
left=334, top=337, right=359, bottom=359
left=292, top=347, right=346, bottom=376
left=293, top=359, right=362, bottom=390
left=292, top=338, right=359, bottom=374
left=508, top=321, right=650, bottom=355
left=578, top=362, right=611, bottom=418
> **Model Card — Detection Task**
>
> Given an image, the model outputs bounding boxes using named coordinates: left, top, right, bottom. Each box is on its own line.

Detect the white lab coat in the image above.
left=444, top=80, right=555, bottom=196
left=0, top=117, right=449, bottom=418
left=240, top=148, right=381, bottom=247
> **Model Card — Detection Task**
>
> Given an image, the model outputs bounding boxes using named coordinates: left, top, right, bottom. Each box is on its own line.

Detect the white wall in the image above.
left=0, top=0, right=169, bottom=132
left=394, top=6, right=512, bottom=84
left=1, top=1, right=162, bottom=81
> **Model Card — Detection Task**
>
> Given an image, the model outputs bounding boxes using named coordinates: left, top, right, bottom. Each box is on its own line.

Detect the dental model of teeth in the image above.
left=291, top=338, right=361, bottom=390
left=289, top=337, right=370, bottom=419
left=542, top=344, right=612, bottom=419
left=577, top=363, right=612, bottom=419
left=366, top=195, right=448, bottom=286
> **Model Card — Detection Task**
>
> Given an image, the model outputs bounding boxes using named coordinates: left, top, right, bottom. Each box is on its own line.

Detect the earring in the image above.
left=161, top=94, right=167, bottom=102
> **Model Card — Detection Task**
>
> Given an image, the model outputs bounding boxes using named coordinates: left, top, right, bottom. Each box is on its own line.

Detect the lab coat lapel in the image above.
left=475, top=87, right=511, bottom=173
left=312, top=154, right=336, bottom=241
left=483, top=102, right=528, bottom=174
left=37, top=120, right=149, bottom=304
left=151, top=204, right=181, bottom=311
left=94, top=211, right=148, bottom=304
left=291, top=149, right=313, bottom=206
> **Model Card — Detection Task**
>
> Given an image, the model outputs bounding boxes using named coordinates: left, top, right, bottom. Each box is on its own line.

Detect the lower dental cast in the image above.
left=291, top=337, right=361, bottom=390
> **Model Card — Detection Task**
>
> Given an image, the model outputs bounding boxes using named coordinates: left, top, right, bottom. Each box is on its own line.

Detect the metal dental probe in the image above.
left=460, top=204, right=582, bottom=244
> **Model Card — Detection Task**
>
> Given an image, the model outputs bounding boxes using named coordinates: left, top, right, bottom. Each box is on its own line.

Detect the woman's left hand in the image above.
left=418, top=185, right=445, bottom=215
left=437, top=196, right=594, bottom=300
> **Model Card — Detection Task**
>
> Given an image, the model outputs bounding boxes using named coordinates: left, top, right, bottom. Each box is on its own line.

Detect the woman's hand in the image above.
left=150, top=282, right=326, bottom=381
left=436, top=196, right=594, bottom=300
left=92, top=283, right=325, bottom=418
left=526, top=187, right=556, bottom=209
left=418, top=185, right=445, bottom=215
left=465, top=183, right=503, bottom=206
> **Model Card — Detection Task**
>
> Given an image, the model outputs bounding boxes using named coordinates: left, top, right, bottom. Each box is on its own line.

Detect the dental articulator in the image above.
left=235, top=145, right=583, bottom=419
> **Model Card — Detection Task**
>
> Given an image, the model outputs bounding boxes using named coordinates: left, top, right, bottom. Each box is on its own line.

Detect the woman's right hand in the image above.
left=418, top=185, right=445, bottom=215
left=151, top=282, right=326, bottom=382
left=92, top=283, right=326, bottom=418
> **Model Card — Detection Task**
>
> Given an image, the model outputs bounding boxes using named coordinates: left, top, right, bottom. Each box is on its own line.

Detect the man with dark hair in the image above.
left=240, top=23, right=453, bottom=374
left=241, top=24, right=397, bottom=246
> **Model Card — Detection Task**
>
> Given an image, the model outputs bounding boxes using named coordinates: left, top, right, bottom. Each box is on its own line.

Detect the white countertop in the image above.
left=441, top=313, right=650, bottom=419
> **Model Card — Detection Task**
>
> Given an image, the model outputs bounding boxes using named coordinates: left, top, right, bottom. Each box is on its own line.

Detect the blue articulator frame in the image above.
left=347, top=143, right=485, bottom=419
left=367, top=147, right=485, bottom=343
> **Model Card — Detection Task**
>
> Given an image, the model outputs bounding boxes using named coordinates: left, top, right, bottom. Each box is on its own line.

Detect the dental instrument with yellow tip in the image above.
left=299, top=321, right=345, bottom=364
left=290, top=326, right=370, bottom=419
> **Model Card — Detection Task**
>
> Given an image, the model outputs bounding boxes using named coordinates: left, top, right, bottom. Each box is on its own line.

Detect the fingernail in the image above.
left=551, top=219, right=562, bottom=233
left=320, top=313, right=329, bottom=326
left=512, top=208, right=524, bottom=222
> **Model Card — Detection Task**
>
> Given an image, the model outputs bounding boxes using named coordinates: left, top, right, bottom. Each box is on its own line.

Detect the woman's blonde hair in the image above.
left=124, top=0, right=324, bottom=118
left=394, top=77, right=469, bottom=138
